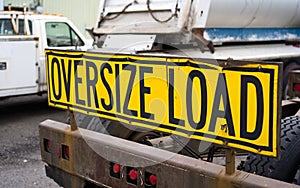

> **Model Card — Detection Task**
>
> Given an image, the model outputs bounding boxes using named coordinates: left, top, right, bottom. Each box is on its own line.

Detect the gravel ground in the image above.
left=0, top=95, right=66, bottom=188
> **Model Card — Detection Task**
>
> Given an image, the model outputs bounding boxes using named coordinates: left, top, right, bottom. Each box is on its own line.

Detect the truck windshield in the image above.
left=45, top=22, right=84, bottom=47
left=0, top=19, right=32, bottom=35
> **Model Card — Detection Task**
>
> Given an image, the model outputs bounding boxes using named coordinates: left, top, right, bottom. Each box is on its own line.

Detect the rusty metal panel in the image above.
left=40, top=120, right=298, bottom=188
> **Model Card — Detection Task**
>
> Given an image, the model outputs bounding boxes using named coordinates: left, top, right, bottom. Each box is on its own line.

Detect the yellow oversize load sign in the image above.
left=46, top=50, right=281, bottom=157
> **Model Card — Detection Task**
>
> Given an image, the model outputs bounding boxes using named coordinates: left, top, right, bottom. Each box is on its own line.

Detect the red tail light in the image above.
left=149, top=174, right=157, bottom=185
left=294, top=83, right=300, bottom=92
left=113, top=164, right=121, bottom=174
left=110, top=162, right=121, bottom=179
left=129, top=169, right=138, bottom=180
left=127, top=167, right=138, bottom=185
left=62, top=145, right=70, bottom=160
left=43, top=139, right=51, bottom=153
left=145, top=172, right=157, bottom=187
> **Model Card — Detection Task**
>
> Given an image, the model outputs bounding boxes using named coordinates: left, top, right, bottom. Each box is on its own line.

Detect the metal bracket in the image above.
left=68, top=110, right=78, bottom=131
left=192, top=28, right=215, bottom=53
left=102, top=34, right=156, bottom=52
left=225, top=148, right=235, bottom=175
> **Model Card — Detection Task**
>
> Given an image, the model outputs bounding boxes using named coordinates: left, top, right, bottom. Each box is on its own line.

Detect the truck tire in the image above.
left=243, top=116, right=300, bottom=184
left=129, top=131, right=162, bottom=145
left=74, top=113, right=112, bottom=133
left=72, top=113, right=161, bottom=144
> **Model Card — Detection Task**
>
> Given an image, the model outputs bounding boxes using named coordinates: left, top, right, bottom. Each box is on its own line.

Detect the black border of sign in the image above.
left=46, top=50, right=277, bottom=153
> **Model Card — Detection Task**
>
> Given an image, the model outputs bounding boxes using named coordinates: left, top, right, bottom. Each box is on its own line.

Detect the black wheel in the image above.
left=243, top=116, right=300, bottom=184
left=283, top=61, right=300, bottom=99
left=129, top=131, right=162, bottom=146
left=67, top=112, right=133, bottom=139
left=72, top=112, right=109, bottom=132
left=70, top=112, right=161, bottom=142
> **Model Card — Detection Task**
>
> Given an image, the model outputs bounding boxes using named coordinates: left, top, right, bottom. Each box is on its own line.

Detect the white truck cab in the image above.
left=0, top=10, right=91, bottom=98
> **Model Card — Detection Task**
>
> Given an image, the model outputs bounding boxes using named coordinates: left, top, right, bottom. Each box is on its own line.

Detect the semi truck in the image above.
left=40, top=0, right=300, bottom=187
left=0, top=6, right=91, bottom=98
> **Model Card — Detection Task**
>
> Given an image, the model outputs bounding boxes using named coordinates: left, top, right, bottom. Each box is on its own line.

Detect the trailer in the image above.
left=40, top=0, right=300, bottom=187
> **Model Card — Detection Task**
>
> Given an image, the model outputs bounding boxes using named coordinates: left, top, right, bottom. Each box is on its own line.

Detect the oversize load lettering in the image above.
left=46, top=50, right=280, bottom=157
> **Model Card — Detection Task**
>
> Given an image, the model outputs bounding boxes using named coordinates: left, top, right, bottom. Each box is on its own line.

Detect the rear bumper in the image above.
left=40, top=120, right=298, bottom=188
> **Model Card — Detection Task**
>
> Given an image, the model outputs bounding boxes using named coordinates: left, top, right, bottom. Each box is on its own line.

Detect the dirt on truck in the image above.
left=40, top=0, right=300, bottom=187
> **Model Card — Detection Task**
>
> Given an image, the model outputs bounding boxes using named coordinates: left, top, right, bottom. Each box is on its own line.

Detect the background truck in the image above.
left=0, top=6, right=91, bottom=98
left=40, top=0, right=300, bottom=187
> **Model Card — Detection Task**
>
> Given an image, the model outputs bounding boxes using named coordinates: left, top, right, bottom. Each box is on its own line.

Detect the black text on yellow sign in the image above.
left=46, top=50, right=280, bottom=157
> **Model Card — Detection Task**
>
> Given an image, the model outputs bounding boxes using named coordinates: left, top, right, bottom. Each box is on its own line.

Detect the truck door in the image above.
left=45, top=22, right=85, bottom=49
left=0, top=19, right=39, bottom=97
left=38, top=20, right=91, bottom=93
